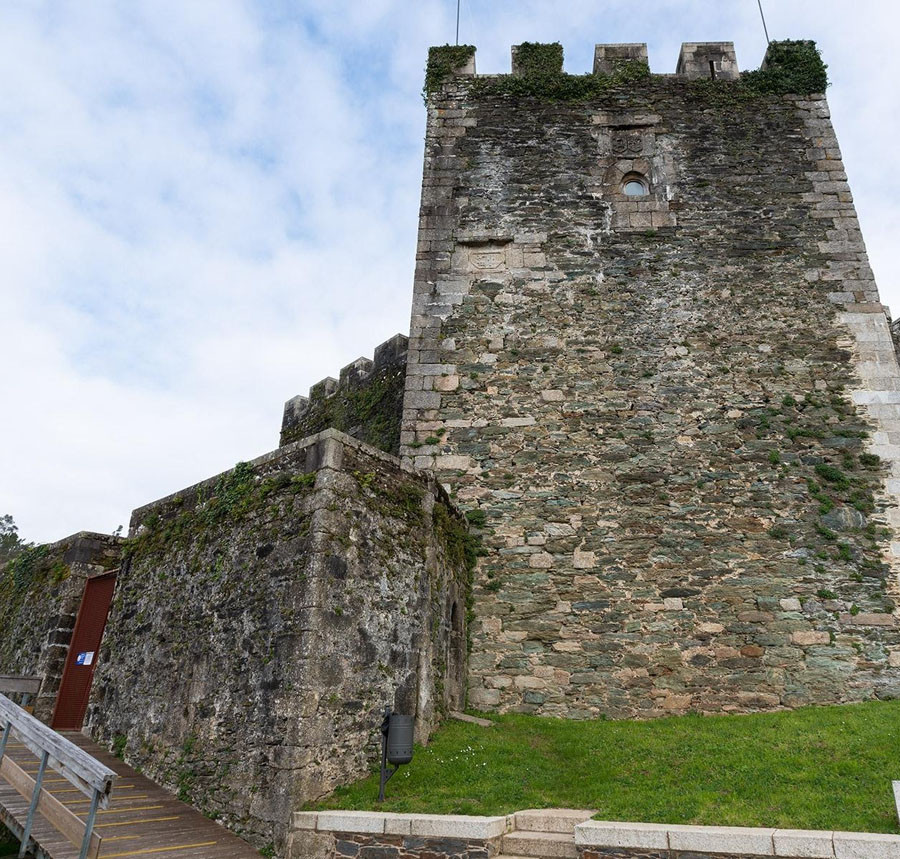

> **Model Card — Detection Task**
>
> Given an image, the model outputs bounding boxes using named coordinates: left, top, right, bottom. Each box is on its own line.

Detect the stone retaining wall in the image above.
left=288, top=811, right=507, bottom=859
left=290, top=811, right=900, bottom=859
left=87, top=429, right=471, bottom=853
left=576, top=820, right=900, bottom=858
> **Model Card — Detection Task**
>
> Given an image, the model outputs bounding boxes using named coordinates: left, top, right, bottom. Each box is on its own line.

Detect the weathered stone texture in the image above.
left=289, top=831, right=499, bottom=859
left=401, top=65, right=900, bottom=718
left=581, top=852, right=765, bottom=859
left=88, top=430, right=469, bottom=852
left=280, top=334, right=408, bottom=454
left=0, top=532, right=121, bottom=722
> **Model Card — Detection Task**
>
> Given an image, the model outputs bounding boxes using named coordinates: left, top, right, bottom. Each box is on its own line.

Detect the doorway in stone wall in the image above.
left=51, top=571, right=117, bottom=730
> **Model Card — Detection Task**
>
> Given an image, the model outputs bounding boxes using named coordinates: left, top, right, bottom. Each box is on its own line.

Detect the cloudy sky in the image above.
left=2, top=0, right=898, bottom=543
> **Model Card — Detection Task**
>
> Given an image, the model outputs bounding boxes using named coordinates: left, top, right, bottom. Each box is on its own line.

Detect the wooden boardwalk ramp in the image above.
left=0, top=732, right=260, bottom=859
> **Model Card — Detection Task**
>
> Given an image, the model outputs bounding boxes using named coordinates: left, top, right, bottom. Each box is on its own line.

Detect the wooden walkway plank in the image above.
left=1, top=734, right=261, bottom=859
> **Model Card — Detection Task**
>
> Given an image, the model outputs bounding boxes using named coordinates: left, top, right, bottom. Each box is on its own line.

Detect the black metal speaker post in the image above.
left=378, top=708, right=415, bottom=802
left=378, top=708, right=393, bottom=802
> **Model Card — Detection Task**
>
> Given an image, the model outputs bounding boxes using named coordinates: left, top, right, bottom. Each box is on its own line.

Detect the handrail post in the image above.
left=0, top=719, right=11, bottom=763
left=78, top=788, right=101, bottom=859
left=18, top=748, right=49, bottom=859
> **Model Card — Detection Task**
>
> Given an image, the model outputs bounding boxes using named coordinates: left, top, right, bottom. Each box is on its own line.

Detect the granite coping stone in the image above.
left=772, top=829, right=835, bottom=858
left=574, top=820, right=900, bottom=857
left=833, top=831, right=900, bottom=859
left=294, top=810, right=511, bottom=839
left=574, top=820, right=668, bottom=849
left=666, top=824, right=776, bottom=855
left=293, top=813, right=900, bottom=857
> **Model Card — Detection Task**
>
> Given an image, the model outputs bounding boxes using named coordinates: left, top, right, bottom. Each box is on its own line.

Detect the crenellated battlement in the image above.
left=425, top=39, right=826, bottom=99
left=432, top=40, right=739, bottom=80
left=279, top=333, right=408, bottom=454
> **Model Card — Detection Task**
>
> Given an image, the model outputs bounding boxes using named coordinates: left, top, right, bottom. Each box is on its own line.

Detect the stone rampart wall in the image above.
left=280, top=334, right=408, bottom=454
left=401, top=44, right=900, bottom=717
left=0, top=532, right=121, bottom=722
left=87, top=429, right=470, bottom=853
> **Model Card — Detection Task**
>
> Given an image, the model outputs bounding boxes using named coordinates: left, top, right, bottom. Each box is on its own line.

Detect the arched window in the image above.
left=623, top=173, right=649, bottom=196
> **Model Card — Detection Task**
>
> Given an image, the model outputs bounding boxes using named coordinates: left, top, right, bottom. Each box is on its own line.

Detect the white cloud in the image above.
left=1, top=0, right=897, bottom=541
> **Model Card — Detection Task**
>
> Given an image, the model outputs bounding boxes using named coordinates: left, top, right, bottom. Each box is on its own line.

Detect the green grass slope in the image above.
left=312, top=701, right=900, bottom=833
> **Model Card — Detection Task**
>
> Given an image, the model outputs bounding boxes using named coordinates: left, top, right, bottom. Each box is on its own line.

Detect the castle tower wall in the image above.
left=401, top=42, right=900, bottom=718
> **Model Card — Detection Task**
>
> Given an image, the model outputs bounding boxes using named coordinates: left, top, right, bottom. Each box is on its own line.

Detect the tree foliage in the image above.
left=0, top=514, right=29, bottom=564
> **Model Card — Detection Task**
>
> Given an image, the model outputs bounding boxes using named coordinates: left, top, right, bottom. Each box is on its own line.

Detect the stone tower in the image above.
left=400, top=40, right=900, bottom=718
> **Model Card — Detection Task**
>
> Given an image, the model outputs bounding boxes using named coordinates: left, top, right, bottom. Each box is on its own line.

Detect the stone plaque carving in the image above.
left=469, top=250, right=506, bottom=271
left=612, top=132, right=643, bottom=156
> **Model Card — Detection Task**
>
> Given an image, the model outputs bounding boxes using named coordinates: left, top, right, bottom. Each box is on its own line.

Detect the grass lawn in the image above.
left=311, top=700, right=900, bottom=833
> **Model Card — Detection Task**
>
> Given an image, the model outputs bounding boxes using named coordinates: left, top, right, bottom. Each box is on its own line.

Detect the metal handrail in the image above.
left=0, top=693, right=117, bottom=859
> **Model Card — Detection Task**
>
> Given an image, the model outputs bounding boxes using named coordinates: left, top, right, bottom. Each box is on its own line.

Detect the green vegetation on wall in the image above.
left=512, top=41, right=563, bottom=76
left=127, top=463, right=317, bottom=563
left=426, top=39, right=827, bottom=104
left=280, top=365, right=406, bottom=455
left=0, top=514, right=28, bottom=563
left=433, top=500, right=483, bottom=652
left=748, top=385, right=892, bottom=611
left=424, top=44, right=476, bottom=101
left=0, top=545, right=70, bottom=659
left=743, top=40, right=828, bottom=95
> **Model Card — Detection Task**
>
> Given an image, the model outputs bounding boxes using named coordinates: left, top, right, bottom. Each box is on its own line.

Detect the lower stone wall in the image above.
left=88, top=430, right=471, bottom=854
left=292, top=832, right=499, bottom=859
left=291, top=812, right=900, bottom=859
left=288, top=812, right=507, bottom=859
left=0, top=532, right=121, bottom=723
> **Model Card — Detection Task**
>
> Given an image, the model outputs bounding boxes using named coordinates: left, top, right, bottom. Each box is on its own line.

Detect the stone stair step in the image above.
left=501, top=831, right=578, bottom=859
left=514, top=809, right=597, bottom=834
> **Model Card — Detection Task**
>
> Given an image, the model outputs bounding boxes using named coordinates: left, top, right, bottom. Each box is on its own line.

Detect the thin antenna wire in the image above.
left=456, top=0, right=460, bottom=45
left=757, top=0, right=771, bottom=44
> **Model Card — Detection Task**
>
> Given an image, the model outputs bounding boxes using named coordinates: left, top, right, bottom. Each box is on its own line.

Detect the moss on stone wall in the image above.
left=125, top=462, right=316, bottom=564
left=424, top=44, right=476, bottom=101
left=407, top=56, right=900, bottom=718
left=280, top=364, right=406, bottom=455
left=0, top=533, right=120, bottom=722
left=91, top=433, right=471, bottom=854
left=744, top=40, right=828, bottom=95
left=429, top=40, right=827, bottom=105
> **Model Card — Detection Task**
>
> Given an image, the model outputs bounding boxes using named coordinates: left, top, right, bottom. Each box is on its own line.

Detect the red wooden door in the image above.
left=52, top=572, right=117, bottom=730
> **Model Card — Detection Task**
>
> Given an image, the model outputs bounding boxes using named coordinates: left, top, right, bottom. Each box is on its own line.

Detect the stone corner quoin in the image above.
left=400, top=39, right=900, bottom=719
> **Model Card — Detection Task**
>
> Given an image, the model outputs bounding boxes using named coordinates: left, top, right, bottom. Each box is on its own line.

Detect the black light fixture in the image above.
left=378, top=707, right=414, bottom=802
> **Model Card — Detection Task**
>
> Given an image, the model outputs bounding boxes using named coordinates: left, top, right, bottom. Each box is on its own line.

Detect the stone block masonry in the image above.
left=87, top=429, right=471, bottom=853
left=280, top=333, right=408, bottom=454
left=401, top=41, right=900, bottom=718
left=290, top=811, right=900, bottom=859
left=0, top=531, right=122, bottom=723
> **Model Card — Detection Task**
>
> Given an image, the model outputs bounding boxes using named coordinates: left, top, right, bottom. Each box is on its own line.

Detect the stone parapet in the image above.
left=280, top=334, right=408, bottom=454
left=675, top=42, right=739, bottom=80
